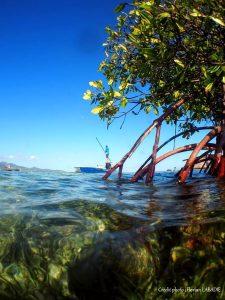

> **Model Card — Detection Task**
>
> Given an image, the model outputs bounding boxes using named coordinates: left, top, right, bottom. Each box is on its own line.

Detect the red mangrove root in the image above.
left=177, top=127, right=221, bottom=183
left=103, top=98, right=188, bottom=180
left=146, top=124, right=161, bottom=184
left=131, top=143, right=216, bottom=183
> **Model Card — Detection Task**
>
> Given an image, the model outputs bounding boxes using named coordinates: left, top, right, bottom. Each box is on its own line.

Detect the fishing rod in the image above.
left=96, top=137, right=105, bottom=154
left=96, top=137, right=112, bottom=163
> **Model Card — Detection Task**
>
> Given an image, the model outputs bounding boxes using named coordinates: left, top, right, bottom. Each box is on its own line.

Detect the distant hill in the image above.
left=0, top=161, right=61, bottom=172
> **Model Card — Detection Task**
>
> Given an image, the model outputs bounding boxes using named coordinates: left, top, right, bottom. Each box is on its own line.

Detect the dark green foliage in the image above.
left=84, top=0, right=225, bottom=129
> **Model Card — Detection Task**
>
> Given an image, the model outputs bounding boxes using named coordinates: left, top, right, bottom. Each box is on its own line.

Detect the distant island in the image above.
left=0, top=161, right=62, bottom=172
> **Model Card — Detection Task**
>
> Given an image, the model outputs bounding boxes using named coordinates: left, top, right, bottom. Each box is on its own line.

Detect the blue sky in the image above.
left=0, top=0, right=211, bottom=172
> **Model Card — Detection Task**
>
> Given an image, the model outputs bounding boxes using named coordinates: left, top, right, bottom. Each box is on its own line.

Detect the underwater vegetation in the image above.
left=0, top=198, right=225, bottom=300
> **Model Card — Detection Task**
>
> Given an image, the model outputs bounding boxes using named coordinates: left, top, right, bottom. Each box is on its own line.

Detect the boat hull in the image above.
left=75, top=167, right=107, bottom=173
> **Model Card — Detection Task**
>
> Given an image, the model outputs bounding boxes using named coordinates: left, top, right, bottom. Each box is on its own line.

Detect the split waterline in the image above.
left=0, top=170, right=225, bottom=299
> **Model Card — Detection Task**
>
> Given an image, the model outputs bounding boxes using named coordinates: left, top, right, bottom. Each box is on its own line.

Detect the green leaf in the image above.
left=210, top=53, right=219, bottom=61
left=89, top=80, right=103, bottom=89
left=114, top=91, right=122, bottom=97
left=222, top=77, right=225, bottom=84
left=209, top=16, right=225, bottom=27
left=91, top=106, right=104, bottom=114
left=179, top=73, right=185, bottom=84
left=158, top=12, right=171, bottom=18
left=150, top=38, right=160, bottom=43
left=141, top=48, right=158, bottom=61
left=205, top=82, right=213, bottom=93
left=118, top=44, right=127, bottom=52
left=159, top=80, right=165, bottom=87
left=120, top=97, right=128, bottom=107
left=176, top=22, right=185, bottom=32
left=83, top=90, right=92, bottom=100
left=114, top=3, right=127, bottom=13
left=173, top=90, right=180, bottom=98
left=119, top=82, right=132, bottom=90
left=190, top=9, right=203, bottom=17
left=174, top=59, right=185, bottom=68
left=153, top=107, right=159, bottom=115
left=128, top=33, right=137, bottom=43
left=201, top=66, right=208, bottom=78
left=132, top=27, right=141, bottom=35
left=145, top=106, right=151, bottom=114
left=108, top=78, right=114, bottom=85
left=209, top=66, right=221, bottom=74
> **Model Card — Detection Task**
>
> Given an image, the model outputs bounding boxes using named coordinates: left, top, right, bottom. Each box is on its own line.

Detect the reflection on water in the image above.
left=0, top=170, right=225, bottom=299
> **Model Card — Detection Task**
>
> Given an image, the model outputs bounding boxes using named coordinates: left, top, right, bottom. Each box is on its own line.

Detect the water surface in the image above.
left=0, top=170, right=225, bottom=299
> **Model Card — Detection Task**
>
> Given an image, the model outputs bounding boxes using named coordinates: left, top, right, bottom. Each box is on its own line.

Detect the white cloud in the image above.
left=28, top=155, right=38, bottom=161
left=0, top=154, right=38, bottom=161
left=0, top=155, right=13, bottom=160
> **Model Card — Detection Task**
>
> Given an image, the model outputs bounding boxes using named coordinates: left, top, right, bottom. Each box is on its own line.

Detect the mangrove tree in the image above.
left=84, top=0, right=225, bottom=183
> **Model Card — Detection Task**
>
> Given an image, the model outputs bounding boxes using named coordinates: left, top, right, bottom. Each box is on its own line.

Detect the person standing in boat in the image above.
left=105, top=145, right=111, bottom=169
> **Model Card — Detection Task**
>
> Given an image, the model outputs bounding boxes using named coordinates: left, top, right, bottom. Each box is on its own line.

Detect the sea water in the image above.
left=0, top=170, right=225, bottom=299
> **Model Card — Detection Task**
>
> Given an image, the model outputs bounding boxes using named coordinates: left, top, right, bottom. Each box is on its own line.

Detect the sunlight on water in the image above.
left=0, top=170, right=225, bottom=299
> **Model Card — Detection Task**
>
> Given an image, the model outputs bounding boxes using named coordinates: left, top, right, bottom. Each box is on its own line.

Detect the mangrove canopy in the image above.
left=84, top=0, right=225, bottom=183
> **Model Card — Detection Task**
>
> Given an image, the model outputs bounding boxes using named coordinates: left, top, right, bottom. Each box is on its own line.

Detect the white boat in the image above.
left=74, top=166, right=107, bottom=173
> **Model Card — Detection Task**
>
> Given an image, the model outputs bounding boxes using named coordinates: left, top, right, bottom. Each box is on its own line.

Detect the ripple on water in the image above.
left=0, top=171, right=224, bottom=225
left=1, top=170, right=225, bottom=299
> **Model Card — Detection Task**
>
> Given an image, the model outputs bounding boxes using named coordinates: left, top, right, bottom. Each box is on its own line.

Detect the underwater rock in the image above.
left=68, top=231, right=159, bottom=300
left=68, top=243, right=121, bottom=300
